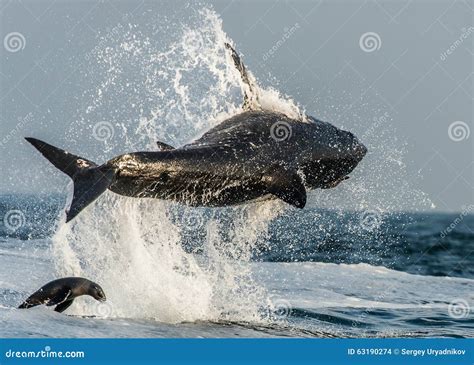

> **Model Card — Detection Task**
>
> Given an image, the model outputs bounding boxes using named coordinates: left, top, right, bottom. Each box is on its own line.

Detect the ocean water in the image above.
left=1, top=6, right=473, bottom=338
left=0, top=195, right=473, bottom=338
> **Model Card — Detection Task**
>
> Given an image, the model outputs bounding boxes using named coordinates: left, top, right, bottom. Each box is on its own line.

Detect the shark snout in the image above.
left=353, top=141, right=367, bottom=159
left=350, top=136, right=367, bottom=160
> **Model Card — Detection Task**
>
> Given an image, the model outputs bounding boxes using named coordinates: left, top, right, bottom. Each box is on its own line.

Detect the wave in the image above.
left=253, top=261, right=474, bottom=312
left=51, top=8, right=293, bottom=324
left=2, top=255, right=472, bottom=338
left=14, top=4, right=435, bottom=325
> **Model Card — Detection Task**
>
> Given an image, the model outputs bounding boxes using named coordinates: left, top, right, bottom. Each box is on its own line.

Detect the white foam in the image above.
left=50, top=6, right=433, bottom=324
left=53, top=9, right=291, bottom=323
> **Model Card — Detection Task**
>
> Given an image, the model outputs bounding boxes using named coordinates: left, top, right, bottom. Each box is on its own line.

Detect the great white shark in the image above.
left=25, top=44, right=367, bottom=222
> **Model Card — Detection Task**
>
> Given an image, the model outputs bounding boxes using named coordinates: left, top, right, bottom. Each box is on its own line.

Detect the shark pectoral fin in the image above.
left=156, top=141, right=175, bottom=151
left=265, top=167, right=307, bottom=208
left=54, top=299, right=74, bottom=313
left=46, top=289, right=72, bottom=307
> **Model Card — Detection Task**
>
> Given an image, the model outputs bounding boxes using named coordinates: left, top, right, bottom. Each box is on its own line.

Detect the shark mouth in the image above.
left=321, top=175, right=350, bottom=189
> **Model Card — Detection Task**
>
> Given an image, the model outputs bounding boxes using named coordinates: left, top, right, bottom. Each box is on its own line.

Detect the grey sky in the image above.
left=0, top=0, right=472, bottom=212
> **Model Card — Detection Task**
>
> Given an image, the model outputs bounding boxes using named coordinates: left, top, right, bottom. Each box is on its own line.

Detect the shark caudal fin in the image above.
left=25, top=137, right=115, bottom=222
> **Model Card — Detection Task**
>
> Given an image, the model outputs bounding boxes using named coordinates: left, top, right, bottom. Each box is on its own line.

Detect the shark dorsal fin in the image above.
left=156, top=141, right=175, bottom=151
left=225, top=43, right=260, bottom=111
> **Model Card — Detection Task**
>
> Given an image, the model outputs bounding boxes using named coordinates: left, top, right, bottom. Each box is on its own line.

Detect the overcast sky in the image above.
left=0, top=0, right=472, bottom=212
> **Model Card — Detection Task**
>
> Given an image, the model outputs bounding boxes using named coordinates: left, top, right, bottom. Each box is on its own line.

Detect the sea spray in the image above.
left=53, top=7, right=292, bottom=323
left=51, top=5, right=432, bottom=323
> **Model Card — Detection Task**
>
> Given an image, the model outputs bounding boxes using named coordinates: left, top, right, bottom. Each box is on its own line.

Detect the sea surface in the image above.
left=0, top=4, right=472, bottom=339
left=0, top=195, right=472, bottom=338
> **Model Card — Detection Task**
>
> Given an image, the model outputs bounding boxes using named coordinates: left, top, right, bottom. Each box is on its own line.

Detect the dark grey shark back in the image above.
left=25, top=110, right=366, bottom=221
left=24, top=45, right=366, bottom=222
left=105, top=110, right=364, bottom=207
left=183, top=110, right=363, bottom=171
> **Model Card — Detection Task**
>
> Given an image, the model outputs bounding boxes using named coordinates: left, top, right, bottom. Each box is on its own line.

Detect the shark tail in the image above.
left=25, top=137, right=115, bottom=222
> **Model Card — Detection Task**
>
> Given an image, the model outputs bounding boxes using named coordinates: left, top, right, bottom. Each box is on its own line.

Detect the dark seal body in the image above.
left=18, top=277, right=106, bottom=313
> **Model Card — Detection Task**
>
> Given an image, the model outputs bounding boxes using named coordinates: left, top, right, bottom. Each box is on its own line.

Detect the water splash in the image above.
left=51, top=5, right=431, bottom=323
left=53, top=7, right=290, bottom=323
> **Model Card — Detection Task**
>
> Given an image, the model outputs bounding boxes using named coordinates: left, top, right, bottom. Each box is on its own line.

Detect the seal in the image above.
left=18, top=277, right=106, bottom=313
left=25, top=44, right=367, bottom=222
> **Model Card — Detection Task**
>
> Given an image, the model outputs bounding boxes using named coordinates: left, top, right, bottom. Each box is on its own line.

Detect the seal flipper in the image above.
left=265, top=166, right=306, bottom=208
left=18, top=296, right=44, bottom=309
left=19, top=286, right=71, bottom=309
left=156, top=141, right=175, bottom=151
left=45, top=289, right=73, bottom=307
left=54, top=299, right=74, bottom=313
left=25, top=137, right=115, bottom=222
